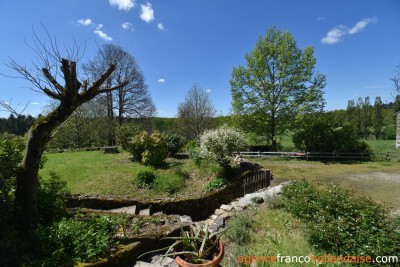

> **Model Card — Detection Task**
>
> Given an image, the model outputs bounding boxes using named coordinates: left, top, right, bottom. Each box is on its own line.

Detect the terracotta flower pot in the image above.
left=174, top=240, right=224, bottom=267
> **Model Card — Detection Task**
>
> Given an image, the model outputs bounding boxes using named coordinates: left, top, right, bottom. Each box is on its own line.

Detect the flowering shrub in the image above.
left=199, top=126, right=248, bottom=172
left=128, top=131, right=168, bottom=166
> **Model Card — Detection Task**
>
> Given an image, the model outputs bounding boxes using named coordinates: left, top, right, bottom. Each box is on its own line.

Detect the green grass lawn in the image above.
left=364, top=139, right=397, bottom=152
left=41, top=150, right=400, bottom=210
left=40, top=150, right=220, bottom=200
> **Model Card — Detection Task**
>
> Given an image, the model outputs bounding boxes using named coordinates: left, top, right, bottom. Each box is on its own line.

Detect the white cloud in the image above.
left=31, top=102, right=40, bottom=105
left=109, top=0, right=135, bottom=11
left=158, top=78, right=165, bottom=83
left=348, top=17, right=377, bottom=34
left=122, top=22, right=134, bottom=31
left=317, top=17, right=326, bottom=21
left=140, top=2, right=155, bottom=23
left=157, top=23, right=165, bottom=30
left=77, top=18, right=92, bottom=26
left=94, top=30, right=113, bottom=41
left=321, top=17, right=377, bottom=45
left=321, top=25, right=347, bottom=44
left=206, top=88, right=211, bottom=93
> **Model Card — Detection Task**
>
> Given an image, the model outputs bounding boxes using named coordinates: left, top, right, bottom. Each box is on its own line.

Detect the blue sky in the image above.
left=0, top=0, right=399, bottom=118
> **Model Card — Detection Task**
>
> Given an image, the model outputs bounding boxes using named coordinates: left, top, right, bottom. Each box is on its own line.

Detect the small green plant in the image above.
left=225, top=213, right=253, bottom=244
left=31, top=215, right=117, bottom=266
left=264, top=194, right=284, bottom=209
left=205, top=177, right=227, bottom=192
left=37, top=172, right=69, bottom=224
left=154, top=174, right=185, bottom=194
left=135, top=167, right=156, bottom=188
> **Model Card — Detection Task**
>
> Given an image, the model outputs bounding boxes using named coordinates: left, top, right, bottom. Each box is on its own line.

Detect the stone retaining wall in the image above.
left=66, top=178, right=248, bottom=221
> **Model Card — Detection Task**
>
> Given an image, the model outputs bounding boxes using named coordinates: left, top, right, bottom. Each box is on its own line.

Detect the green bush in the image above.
left=166, top=134, right=184, bottom=156
left=205, top=177, right=227, bottom=192
left=282, top=179, right=400, bottom=257
left=293, top=117, right=371, bottom=153
left=0, top=135, right=24, bottom=224
left=32, top=215, right=116, bottom=266
left=154, top=174, right=185, bottom=194
left=37, top=172, right=69, bottom=224
left=128, top=131, right=168, bottom=166
left=135, top=167, right=156, bottom=188
left=115, top=124, right=139, bottom=151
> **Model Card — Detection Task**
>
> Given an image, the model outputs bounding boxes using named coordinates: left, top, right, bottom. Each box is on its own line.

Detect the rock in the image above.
left=139, top=208, right=151, bottom=216
left=179, top=215, right=193, bottom=226
left=220, top=204, right=234, bottom=212
left=220, top=212, right=232, bottom=220
left=109, top=205, right=137, bottom=215
left=152, top=255, right=179, bottom=267
left=209, top=214, right=217, bottom=220
left=214, top=209, right=225, bottom=215
left=213, top=216, right=224, bottom=227
left=209, top=223, right=219, bottom=232
left=134, top=261, right=155, bottom=267
left=251, top=196, right=264, bottom=204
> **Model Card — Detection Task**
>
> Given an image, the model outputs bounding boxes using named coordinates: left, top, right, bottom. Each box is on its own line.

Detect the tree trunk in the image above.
left=14, top=106, right=75, bottom=229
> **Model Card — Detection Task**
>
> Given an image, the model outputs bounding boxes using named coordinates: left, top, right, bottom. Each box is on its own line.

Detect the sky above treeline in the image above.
left=0, top=0, right=399, bottom=118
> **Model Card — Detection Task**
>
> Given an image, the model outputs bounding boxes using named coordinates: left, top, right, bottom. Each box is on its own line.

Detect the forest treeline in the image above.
left=0, top=96, right=397, bottom=149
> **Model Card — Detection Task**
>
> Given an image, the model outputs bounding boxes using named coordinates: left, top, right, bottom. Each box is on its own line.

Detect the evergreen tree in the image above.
left=346, top=100, right=355, bottom=124
left=374, top=96, right=383, bottom=139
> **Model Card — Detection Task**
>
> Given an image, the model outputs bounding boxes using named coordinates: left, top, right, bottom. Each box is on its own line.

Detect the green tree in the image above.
left=346, top=100, right=355, bottom=124
left=374, top=96, right=383, bottom=139
left=230, top=27, right=326, bottom=151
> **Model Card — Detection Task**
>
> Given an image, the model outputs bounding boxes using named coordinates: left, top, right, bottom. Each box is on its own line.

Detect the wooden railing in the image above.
left=242, top=169, right=271, bottom=194
left=237, top=151, right=400, bottom=161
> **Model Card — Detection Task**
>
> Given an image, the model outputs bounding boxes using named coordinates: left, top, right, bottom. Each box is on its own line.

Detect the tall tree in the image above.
left=83, top=44, right=156, bottom=145
left=230, top=27, right=326, bottom=151
left=391, top=64, right=400, bottom=113
left=374, top=96, right=383, bottom=138
left=363, top=96, right=371, bottom=137
left=354, top=97, right=364, bottom=136
left=4, top=32, right=128, bottom=228
left=177, top=83, right=216, bottom=141
left=346, top=100, right=355, bottom=124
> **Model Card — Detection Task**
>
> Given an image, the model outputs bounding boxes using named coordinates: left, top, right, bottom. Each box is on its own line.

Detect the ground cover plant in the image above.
left=281, top=179, right=400, bottom=260
left=222, top=207, right=319, bottom=267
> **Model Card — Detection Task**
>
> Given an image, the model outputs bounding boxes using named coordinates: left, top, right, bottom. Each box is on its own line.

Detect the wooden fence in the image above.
left=238, top=151, right=400, bottom=161
left=242, top=169, right=271, bottom=194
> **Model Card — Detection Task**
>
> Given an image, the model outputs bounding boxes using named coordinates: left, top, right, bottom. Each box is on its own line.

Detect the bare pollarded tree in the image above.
left=4, top=29, right=128, bottom=228
left=83, top=44, right=156, bottom=145
left=177, top=83, right=216, bottom=141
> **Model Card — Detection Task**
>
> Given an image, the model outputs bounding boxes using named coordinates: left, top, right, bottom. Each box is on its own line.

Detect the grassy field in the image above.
left=364, top=139, right=397, bottom=152
left=40, top=151, right=221, bottom=200
left=256, top=158, right=400, bottom=211
left=41, top=150, right=400, bottom=211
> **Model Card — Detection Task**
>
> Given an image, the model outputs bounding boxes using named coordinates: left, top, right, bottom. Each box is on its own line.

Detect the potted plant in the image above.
left=140, top=224, right=226, bottom=267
